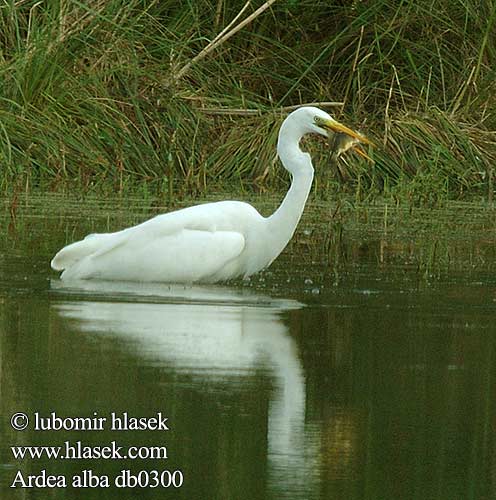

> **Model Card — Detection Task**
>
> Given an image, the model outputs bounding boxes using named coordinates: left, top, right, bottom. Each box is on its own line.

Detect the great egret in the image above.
left=51, top=107, right=371, bottom=283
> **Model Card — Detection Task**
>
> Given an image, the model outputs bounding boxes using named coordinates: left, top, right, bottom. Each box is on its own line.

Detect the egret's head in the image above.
left=311, top=109, right=372, bottom=145
left=295, top=106, right=373, bottom=161
left=279, top=106, right=374, bottom=163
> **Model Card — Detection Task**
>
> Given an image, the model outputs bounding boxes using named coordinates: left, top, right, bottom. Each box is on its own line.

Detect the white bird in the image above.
left=51, top=106, right=372, bottom=283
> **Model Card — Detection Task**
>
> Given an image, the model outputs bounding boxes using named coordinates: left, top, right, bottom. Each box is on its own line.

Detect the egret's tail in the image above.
left=51, top=234, right=110, bottom=271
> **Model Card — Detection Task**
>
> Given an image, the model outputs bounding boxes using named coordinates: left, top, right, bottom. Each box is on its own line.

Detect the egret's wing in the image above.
left=57, top=227, right=245, bottom=282
left=52, top=201, right=252, bottom=282
left=122, top=228, right=246, bottom=282
left=53, top=202, right=237, bottom=267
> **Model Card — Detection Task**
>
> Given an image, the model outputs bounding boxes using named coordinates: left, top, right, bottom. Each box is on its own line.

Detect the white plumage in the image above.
left=51, top=106, right=371, bottom=283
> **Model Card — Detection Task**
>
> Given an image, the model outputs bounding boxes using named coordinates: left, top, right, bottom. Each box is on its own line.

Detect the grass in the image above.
left=0, top=0, right=495, bottom=202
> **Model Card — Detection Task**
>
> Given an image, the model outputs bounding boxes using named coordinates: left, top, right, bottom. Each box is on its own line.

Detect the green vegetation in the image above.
left=0, top=0, right=495, bottom=201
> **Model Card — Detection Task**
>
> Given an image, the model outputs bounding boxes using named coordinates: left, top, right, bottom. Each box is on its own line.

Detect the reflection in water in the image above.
left=2, top=198, right=496, bottom=499
left=2, top=274, right=493, bottom=499
left=51, top=280, right=319, bottom=499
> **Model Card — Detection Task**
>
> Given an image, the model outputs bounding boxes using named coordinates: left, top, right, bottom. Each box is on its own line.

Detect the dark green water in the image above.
left=1, top=195, right=495, bottom=500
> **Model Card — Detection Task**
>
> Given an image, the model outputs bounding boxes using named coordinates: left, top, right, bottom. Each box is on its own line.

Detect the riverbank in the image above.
left=1, top=1, right=495, bottom=201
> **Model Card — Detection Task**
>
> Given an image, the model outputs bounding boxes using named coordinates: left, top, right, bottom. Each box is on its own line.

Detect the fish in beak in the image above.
left=321, top=117, right=374, bottom=162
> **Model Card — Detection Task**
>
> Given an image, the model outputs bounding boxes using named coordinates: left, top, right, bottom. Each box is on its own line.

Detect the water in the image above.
left=1, top=194, right=495, bottom=500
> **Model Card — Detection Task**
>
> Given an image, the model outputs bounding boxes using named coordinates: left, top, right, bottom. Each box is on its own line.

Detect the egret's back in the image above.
left=51, top=201, right=262, bottom=283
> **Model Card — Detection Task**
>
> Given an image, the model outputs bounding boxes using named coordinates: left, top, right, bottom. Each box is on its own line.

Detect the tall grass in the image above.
left=0, top=0, right=495, bottom=201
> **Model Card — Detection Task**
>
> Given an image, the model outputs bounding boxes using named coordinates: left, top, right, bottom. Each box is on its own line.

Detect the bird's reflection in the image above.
left=51, top=279, right=318, bottom=498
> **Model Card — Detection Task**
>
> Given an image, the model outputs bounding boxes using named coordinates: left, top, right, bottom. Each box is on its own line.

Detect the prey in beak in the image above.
left=317, top=116, right=374, bottom=162
left=329, top=133, right=373, bottom=162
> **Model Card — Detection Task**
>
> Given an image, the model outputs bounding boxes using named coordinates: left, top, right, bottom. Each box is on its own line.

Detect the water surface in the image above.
left=1, top=194, right=495, bottom=500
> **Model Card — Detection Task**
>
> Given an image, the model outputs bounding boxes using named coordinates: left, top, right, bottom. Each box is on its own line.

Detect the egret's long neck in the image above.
left=266, top=120, right=314, bottom=255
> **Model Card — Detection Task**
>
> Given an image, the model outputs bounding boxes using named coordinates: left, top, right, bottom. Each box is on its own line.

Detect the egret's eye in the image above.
left=314, top=116, right=329, bottom=130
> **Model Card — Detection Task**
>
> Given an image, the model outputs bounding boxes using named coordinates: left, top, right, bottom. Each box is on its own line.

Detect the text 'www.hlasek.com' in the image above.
left=9, top=411, right=183, bottom=489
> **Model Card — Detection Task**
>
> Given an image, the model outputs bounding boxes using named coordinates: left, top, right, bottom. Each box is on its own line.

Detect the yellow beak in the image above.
left=323, top=118, right=374, bottom=146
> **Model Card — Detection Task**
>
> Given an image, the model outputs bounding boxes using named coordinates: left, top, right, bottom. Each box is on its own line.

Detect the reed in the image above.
left=0, top=0, right=495, bottom=201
